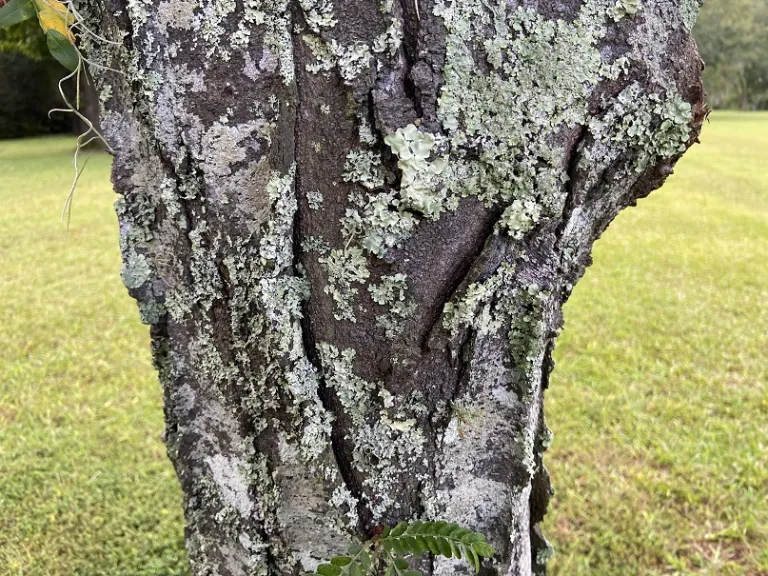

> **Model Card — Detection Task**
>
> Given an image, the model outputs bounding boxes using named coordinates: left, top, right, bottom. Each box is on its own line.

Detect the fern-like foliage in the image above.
left=309, top=521, right=494, bottom=576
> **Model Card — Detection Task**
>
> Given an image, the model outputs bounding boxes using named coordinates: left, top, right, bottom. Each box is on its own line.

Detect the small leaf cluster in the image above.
left=309, top=521, right=494, bottom=576
left=0, top=0, right=78, bottom=70
left=0, top=0, right=114, bottom=234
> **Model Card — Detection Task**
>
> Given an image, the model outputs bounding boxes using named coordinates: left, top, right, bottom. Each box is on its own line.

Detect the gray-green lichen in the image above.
left=379, top=0, right=394, bottom=15
left=679, top=0, right=702, bottom=32
left=301, top=235, right=331, bottom=255
left=302, top=36, right=373, bottom=83
left=343, top=150, right=385, bottom=190
left=384, top=125, right=450, bottom=219
left=371, top=18, right=403, bottom=57
left=138, top=300, right=167, bottom=324
left=432, top=2, right=607, bottom=233
left=200, top=121, right=267, bottom=177
left=341, top=190, right=417, bottom=258
left=297, top=1, right=401, bottom=84
left=609, top=0, right=642, bottom=21
left=430, top=0, right=696, bottom=338
left=298, top=0, right=337, bottom=32
left=307, top=190, right=324, bottom=210
left=121, top=247, right=152, bottom=289
left=318, top=248, right=370, bottom=322
left=443, top=261, right=549, bottom=389
left=318, top=343, right=427, bottom=519
left=586, top=83, right=693, bottom=174
left=443, top=263, right=516, bottom=339
left=255, top=170, right=334, bottom=464
left=368, top=274, right=415, bottom=339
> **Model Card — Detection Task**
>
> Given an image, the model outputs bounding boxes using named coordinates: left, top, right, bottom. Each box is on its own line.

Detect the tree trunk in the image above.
left=81, top=0, right=706, bottom=574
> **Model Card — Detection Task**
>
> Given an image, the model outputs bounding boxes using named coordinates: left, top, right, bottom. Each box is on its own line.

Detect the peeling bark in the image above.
left=81, top=0, right=706, bottom=574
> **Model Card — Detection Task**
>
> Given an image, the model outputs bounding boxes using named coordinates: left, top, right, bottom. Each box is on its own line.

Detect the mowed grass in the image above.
left=0, top=113, right=765, bottom=575
left=0, top=138, right=187, bottom=575
left=545, top=112, right=768, bottom=575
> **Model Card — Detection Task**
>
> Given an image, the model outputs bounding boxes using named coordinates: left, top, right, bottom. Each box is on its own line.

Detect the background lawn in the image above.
left=0, top=113, right=766, bottom=575
left=545, top=112, right=768, bottom=576
left=0, top=139, right=187, bottom=575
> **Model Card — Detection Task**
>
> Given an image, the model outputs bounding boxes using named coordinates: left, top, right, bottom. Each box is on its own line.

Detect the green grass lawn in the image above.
left=0, top=139, right=187, bottom=575
left=545, top=112, right=768, bottom=576
left=0, top=113, right=766, bottom=575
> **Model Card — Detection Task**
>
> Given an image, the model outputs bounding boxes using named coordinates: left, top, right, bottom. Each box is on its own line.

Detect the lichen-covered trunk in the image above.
left=82, top=0, right=705, bottom=574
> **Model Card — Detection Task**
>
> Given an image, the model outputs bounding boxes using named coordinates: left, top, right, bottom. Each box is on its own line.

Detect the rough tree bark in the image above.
left=81, top=0, right=706, bottom=574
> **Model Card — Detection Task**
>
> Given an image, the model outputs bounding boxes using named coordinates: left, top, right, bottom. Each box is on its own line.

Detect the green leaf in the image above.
left=390, top=539, right=406, bottom=556
left=435, top=537, right=452, bottom=558
left=359, top=550, right=371, bottom=570
left=423, top=536, right=441, bottom=556
left=312, top=521, right=492, bottom=576
left=0, top=0, right=35, bottom=29
left=46, top=28, right=79, bottom=71
left=465, top=547, right=480, bottom=573
left=394, top=558, right=409, bottom=570
left=448, top=540, right=462, bottom=559
left=452, top=528, right=472, bottom=542
left=403, top=536, right=422, bottom=554
left=464, top=533, right=484, bottom=544
left=390, top=521, right=408, bottom=537
left=413, top=536, right=431, bottom=553
left=473, top=542, right=495, bottom=558
left=429, top=521, right=447, bottom=535
left=317, top=564, right=342, bottom=576
left=406, top=520, right=423, bottom=533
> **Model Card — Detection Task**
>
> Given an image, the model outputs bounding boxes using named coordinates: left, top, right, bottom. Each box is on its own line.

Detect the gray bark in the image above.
left=81, top=0, right=705, bottom=574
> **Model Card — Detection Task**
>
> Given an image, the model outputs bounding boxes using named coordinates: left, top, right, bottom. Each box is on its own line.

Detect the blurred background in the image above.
left=0, top=2, right=766, bottom=575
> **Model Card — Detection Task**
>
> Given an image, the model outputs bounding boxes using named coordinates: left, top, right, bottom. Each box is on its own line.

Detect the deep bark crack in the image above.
left=290, top=17, right=372, bottom=537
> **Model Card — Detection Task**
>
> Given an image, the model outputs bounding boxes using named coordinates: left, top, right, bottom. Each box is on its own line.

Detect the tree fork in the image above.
left=81, top=0, right=706, bottom=574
